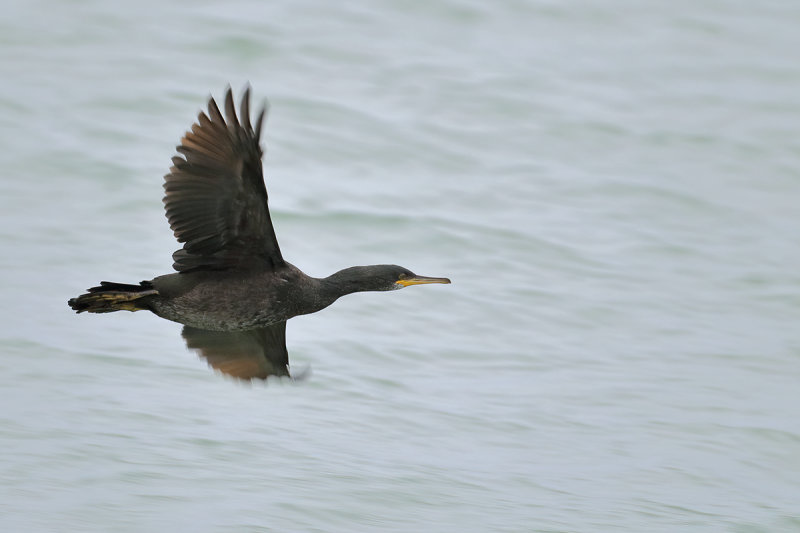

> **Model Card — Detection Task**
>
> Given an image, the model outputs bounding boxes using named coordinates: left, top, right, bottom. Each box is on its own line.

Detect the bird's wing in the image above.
left=181, top=322, right=290, bottom=380
left=163, top=86, right=284, bottom=273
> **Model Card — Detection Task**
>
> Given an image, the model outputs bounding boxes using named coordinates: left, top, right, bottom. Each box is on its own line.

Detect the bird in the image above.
left=68, top=86, right=450, bottom=381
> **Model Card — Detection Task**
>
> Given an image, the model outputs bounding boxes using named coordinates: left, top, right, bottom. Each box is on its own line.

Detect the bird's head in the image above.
left=389, top=265, right=451, bottom=290
left=328, top=264, right=451, bottom=293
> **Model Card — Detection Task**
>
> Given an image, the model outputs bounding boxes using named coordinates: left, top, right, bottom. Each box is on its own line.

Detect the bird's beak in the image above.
left=396, top=275, right=451, bottom=287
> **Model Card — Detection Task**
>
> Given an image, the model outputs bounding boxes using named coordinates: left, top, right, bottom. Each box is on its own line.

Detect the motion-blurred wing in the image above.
left=163, top=86, right=284, bottom=272
left=182, top=323, right=290, bottom=380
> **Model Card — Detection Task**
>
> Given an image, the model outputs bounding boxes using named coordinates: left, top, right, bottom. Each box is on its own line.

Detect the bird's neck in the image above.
left=317, top=266, right=383, bottom=304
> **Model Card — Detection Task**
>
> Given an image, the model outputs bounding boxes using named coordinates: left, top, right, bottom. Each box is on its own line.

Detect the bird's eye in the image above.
left=398, top=273, right=407, bottom=280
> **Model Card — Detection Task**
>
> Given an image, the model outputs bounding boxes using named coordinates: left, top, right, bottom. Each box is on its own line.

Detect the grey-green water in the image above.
left=2, top=1, right=800, bottom=531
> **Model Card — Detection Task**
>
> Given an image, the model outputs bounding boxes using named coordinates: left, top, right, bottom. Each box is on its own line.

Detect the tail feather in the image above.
left=68, top=280, right=158, bottom=313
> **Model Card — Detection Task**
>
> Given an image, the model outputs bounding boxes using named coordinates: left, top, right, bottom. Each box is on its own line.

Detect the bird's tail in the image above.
left=68, top=281, right=158, bottom=313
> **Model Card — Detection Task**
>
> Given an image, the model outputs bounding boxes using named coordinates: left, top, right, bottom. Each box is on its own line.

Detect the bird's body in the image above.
left=146, top=263, right=412, bottom=331
left=68, top=87, right=450, bottom=380
left=148, top=264, right=315, bottom=331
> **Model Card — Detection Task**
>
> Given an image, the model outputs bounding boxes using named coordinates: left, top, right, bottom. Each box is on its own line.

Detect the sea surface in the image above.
left=1, top=1, right=799, bottom=531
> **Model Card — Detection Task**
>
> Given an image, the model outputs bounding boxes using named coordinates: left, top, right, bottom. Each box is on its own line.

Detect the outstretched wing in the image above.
left=182, top=323, right=290, bottom=380
left=163, top=86, right=284, bottom=272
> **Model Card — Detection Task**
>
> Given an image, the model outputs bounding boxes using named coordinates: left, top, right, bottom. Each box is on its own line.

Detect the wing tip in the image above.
left=223, top=86, right=239, bottom=129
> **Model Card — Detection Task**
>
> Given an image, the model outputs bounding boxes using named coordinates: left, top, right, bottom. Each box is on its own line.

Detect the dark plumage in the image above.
left=68, top=87, right=450, bottom=380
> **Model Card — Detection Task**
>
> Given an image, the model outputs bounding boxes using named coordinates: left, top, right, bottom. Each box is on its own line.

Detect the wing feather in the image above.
left=182, top=323, right=291, bottom=380
left=163, top=86, right=283, bottom=272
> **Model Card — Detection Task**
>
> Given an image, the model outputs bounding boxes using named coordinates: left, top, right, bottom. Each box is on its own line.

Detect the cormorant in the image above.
left=68, top=87, right=450, bottom=380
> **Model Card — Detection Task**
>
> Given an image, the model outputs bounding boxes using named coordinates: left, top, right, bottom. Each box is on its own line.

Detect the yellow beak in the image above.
left=395, top=276, right=451, bottom=287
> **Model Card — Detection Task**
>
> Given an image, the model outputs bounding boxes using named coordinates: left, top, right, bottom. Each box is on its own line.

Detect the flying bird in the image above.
left=68, top=87, right=450, bottom=380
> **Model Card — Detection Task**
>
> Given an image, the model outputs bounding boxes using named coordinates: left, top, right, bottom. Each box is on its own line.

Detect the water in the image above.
left=2, top=1, right=800, bottom=531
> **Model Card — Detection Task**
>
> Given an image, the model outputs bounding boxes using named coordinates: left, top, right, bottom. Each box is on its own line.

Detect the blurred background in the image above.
left=1, top=0, right=799, bottom=531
